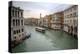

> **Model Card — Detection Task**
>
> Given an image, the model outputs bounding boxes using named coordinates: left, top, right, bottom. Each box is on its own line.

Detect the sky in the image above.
left=13, top=1, right=73, bottom=18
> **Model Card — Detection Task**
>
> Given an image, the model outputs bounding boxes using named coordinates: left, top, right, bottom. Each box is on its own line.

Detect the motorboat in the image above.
left=35, top=27, right=45, bottom=33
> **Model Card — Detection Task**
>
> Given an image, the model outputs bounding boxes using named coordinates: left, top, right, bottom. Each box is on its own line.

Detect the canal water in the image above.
left=12, top=25, right=78, bottom=53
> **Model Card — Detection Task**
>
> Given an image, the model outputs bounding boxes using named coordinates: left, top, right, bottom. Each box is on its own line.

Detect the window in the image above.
left=18, top=30, right=19, bottom=33
left=21, top=12, right=23, bottom=17
left=73, top=13, right=75, bottom=17
left=19, top=29, right=20, bottom=33
left=17, top=30, right=19, bottom=33
left=11, top=10, right=14, bottom=17
left=13, top=30, right=20, bottom=34
left=14, top=36, right=16, bottom=39
left=18, top=20, right=20, bottom=26
left=13, top=30, right=16, bottom=34
left=15, top=11, right=17, bottom=16
left=13, top=19, right=15, bottom=26
left=70, top=14, right=72, bottom=17
left=73, top=20, right=77, bottom=26
left=16, top=19, right=17, bottom=26
left=21, top=20, right=23, bottom=25
left=73, top=6, right=77, bottom=10
left=22, top=28, right=24, bottom=32
left=76, top=12, right=78, bottom=17
left=73, top=12, right=77, bottom=17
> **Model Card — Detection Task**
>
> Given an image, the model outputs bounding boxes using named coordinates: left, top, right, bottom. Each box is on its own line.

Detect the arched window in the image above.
left=11, top=9, right=14, bottom=17
left=13, top=30, right=16, bottom=34
left=21, top=20, right=23, bottom=25
left=13, top=19, right=15, bottom=26
left=18, top=19, right=20, bottom=26
left=21, top=12, right=23, bottom=17
left=22, top=28, right=24, bottom=32
left=16, top=19, right=17, bottom=26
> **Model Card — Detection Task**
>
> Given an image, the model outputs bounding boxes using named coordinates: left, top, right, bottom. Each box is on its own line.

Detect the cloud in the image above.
left=13, top=1, right=73, bottom=18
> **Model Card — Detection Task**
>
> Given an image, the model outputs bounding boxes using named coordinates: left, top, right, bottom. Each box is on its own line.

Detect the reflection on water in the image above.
left=12, top=25, right=78, bottom=52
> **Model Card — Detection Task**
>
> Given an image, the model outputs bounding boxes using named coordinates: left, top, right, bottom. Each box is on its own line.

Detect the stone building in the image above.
left=51, top=11, right=64, bottom=30
left=9, top=1, right=25, bottom=44
left=39, top=18, right=44, bottom=27
left=42, top=15, right=49, bottom=28
left=40, top=15, right=52, bottom=28
left=47, top=15, right=52, bottom=28
left=63, top=5, right=78, bottom=36
left=24, top=18, right=38, bottom=26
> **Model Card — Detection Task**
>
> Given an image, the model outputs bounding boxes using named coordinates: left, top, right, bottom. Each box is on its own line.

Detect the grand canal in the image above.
left=12, top=25, right=78, bottom=53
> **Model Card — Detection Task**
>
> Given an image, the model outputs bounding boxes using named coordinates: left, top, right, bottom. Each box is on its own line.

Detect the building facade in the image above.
left=43, top=15, right=49, bottom=28
left=51, top=11, right=64, bottom=30
left=9, top=2, right=25, bottom=43
left=39, top=18, right=44, bottom=27
left=63, top=5, right=78, bottom=36
left=24, top=18, right=38, bottom=26
left=47, top=15, right=52, bottom=28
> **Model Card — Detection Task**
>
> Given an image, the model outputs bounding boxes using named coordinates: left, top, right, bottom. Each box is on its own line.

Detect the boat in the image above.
left=26, top=33, right=31, bottom=39
left=35, top=27, right=45, bottom=33
left=22, top=33, right=31, bottom=40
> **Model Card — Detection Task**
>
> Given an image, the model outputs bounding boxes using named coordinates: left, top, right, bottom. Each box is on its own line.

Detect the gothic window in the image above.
left=13, top=19, right=15, bottom=26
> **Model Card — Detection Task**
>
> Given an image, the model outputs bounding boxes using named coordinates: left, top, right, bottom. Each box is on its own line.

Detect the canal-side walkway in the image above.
left=12, top=25, right=78, bottom=53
